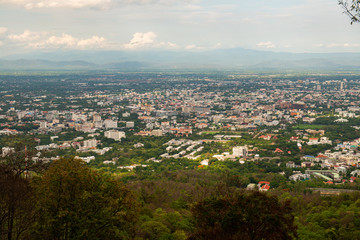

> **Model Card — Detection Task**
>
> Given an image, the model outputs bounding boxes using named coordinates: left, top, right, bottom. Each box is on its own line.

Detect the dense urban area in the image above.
left=3, top=71, right=360, bottom=239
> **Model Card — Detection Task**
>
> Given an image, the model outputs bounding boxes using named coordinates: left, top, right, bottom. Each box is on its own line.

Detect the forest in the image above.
left=2, top=136, right=360, bottom=240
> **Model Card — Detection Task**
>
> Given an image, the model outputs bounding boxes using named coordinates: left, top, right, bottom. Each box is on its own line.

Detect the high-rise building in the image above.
left=233, top=146, right=248, bottom=157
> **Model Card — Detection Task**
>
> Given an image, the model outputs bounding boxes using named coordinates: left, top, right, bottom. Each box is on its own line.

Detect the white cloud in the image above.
left=123, top=32, right=157, bottom=49
left=185, top=44, right=197, bottom=49
left=123, top=32, right=178, bottom=50
left=77, top=36, right=107, bottom=48
left=1, top=0, right=112, bottom=9
left=0, top=0, right=197, bottom=9
left=155, top=41, right=177, bottom=49
left=29, top=33, right=108, bottom=49
left=256, top=41, right=275, bottom=49
left=0, top=27, right=8, bottom=35
left=119, top=0, right=199, bottom=6
left=8, top=30, right=43, bottom=42
left=0, top=41, right=3, bottom=46
left=7, top=30, right=108, bottom=49
left=184, top=44, right=205, bottom=50
left=326, top=43, right=360, bottom=48
left=45, top=34, right=77, bottom=47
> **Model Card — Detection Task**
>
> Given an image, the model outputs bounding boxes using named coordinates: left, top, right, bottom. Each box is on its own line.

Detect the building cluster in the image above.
left=1, top=73, right=360, bottom=180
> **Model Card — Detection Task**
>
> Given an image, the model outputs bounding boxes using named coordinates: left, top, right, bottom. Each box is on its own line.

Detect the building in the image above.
left=232, top=146, right=248, bottom=157
left=104, top=119, right=117, bottom=129
left=151, top=129, right=163, bottom=136
left=126, top=121, right=135, bottom=128
left=93, top=114, right=101, bottom=122
left=104, top=130, right=125, bottom=141
left=286, top=161, right=296, bottom=168
left=40, top=121, right=47, bottom=129
left=83, top=139, right=97, bottom=149
left=2, top=147, right=14, bottom=157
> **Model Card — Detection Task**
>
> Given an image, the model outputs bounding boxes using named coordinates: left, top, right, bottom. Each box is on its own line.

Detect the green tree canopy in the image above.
left=189, top=191, right=297, bottom=240
left=31, top=157, right=140, bottom=240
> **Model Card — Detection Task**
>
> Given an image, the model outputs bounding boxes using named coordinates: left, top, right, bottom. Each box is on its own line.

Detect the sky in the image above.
left=0, top=0, right=359, bottom=56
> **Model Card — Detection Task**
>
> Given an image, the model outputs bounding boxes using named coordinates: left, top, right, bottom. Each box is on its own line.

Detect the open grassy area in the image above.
left=292, top=124, right=327, bottom=130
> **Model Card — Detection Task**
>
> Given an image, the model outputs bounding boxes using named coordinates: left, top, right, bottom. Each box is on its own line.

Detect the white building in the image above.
left=200, top=159, right=209, bottom=166
left=40, top=121, right=47, bottom=129
left=75, top=156, right=95, bottom=163
left=126, top=121, right=135, bottom=128
left=93, top=114, right=101, bottom=122
left=2, top=147, right=14, bottom=157
left=122, top=112, right=130, bottom=117
left=93, top=121, right=103, bottom=128
left=104, top=130, right=125, bottom=141
left=104, top=119, right=118, bottom=129
left=83, top=139, right=97, bottom=149
left=151, top=129, right=163, bottom=136
left=233, top=146, right=248, bottom=157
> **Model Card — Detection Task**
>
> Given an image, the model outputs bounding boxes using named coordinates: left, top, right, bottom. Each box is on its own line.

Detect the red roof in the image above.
left=275, top=148, right=283, bottom=153
left=258, top=181, right=270, bottom=185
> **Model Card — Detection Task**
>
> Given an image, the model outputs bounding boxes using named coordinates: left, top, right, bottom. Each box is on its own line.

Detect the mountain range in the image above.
left=1, top=48, right=360, bottom=71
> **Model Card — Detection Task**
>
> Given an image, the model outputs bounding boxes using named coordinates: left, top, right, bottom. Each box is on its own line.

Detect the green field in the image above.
left=292, top=124, right=326, bottom=129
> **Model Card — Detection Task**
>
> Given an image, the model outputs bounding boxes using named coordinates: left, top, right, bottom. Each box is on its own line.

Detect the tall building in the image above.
left=233, top=146, right=248, bottom=157
left=340, top=82, right=345, bottom=91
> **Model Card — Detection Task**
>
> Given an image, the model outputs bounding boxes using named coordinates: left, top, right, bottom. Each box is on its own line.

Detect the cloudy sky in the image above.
left=0, top=0, right=359, bottom=56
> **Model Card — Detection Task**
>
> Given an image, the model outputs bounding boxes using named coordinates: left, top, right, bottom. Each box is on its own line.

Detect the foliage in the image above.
left=339, top=0, right=360, bottom=24
left=0, top=136, right=46, bottom=240
left=0, top=164, right=35, bottom=240
left=189, top=191, right=297, bottom=240
left=0, top=135, right=47, bottom=177
left=30, top=157, right=140, bottom=240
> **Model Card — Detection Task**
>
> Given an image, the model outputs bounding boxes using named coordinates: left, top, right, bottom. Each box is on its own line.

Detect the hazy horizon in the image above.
left=0, top=0, right=360, bottom=58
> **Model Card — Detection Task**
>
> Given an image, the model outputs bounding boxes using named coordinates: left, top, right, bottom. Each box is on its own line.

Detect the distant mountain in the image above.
left=0, top=59, right=148, bottom=71
left=1, top=48, right=360, bottom=71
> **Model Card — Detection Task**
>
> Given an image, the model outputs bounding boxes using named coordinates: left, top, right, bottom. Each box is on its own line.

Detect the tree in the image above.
left=0, top=136, right=45, bottom=240
left=30, top=157, right=140, bottom=240
left=0, top=135, right=46, bottom=178
left=339, top=0, right=360, bottom=24
left=0, top=164, right=35, bottom=240
left=140, top=220, right=171, bottom=240
left=189, top=191, right=297, bottom=240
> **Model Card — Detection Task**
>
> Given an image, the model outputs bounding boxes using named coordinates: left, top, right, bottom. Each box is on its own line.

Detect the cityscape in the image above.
left=1, top=0, right=360, bottom=239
